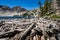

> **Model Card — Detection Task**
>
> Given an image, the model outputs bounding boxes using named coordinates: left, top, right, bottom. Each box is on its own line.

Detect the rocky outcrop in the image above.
left=0, top=5, right=11, bottom=11
left=12, top=6, right=27, bottom=12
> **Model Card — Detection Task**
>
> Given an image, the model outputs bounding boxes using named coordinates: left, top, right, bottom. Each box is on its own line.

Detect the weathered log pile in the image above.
left=0, top=18, right=60, bottom=40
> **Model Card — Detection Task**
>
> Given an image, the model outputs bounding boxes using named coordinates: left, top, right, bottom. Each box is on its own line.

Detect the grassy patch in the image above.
left=50, top=14, right=60, bottom=19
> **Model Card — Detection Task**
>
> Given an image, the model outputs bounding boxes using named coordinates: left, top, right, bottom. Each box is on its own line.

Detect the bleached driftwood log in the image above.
left=20, top=23, right=36, bottom=40
left=10, top=23, right=36, bottom=40
left=0, top=29, right=25, bottom=38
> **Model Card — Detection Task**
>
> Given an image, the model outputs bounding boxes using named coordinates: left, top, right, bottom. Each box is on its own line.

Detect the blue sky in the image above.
left=0, top=0, right=44, bottom=10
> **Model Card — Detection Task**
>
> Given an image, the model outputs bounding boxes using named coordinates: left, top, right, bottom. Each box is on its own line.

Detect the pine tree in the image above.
left=38, top=0, right=44, bottom=17
left=44, top=0, right=51, bottom=14
left=57, top=0, right=60, bottom=5
left=38, top=0, right=51, bottom=17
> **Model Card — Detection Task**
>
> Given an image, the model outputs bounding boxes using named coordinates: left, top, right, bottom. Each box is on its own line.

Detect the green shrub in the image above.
left=50, top=14, right=60, bottom=19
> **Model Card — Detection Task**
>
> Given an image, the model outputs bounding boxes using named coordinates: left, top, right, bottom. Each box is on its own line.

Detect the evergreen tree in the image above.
left=38, top=0, right=44, bottom=17
left=57, top=0, right=60, bottom=5
left=38, top=0, right=51, bottom=17
left=41, top=0, right=51, bottom=14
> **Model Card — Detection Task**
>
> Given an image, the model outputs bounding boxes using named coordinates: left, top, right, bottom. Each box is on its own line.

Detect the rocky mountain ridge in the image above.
left=0, top=5, right=27, bottom=12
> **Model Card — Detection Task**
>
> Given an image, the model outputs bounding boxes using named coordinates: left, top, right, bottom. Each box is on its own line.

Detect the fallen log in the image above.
left=31, top=27, right=43, bottom=36
left=30, top=36, right=33, bottom=40
left=0, top=29, right=25, bottom=38
left=20, top=23, right=36, bottom=40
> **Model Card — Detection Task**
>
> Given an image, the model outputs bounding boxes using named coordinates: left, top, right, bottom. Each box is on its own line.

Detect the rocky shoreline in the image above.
left=0, top=18, right=60, bottom=40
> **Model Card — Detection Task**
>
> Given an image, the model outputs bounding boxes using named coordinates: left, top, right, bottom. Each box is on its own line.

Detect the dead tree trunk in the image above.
left=20, top=23, right=36, bottom=40
left=0, top=29, right=24, bottom=38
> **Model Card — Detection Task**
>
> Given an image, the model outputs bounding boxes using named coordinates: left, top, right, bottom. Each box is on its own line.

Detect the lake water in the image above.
left=0, top=16, right=35, bottom=19
left=0, top=16, right=25, bottom=19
